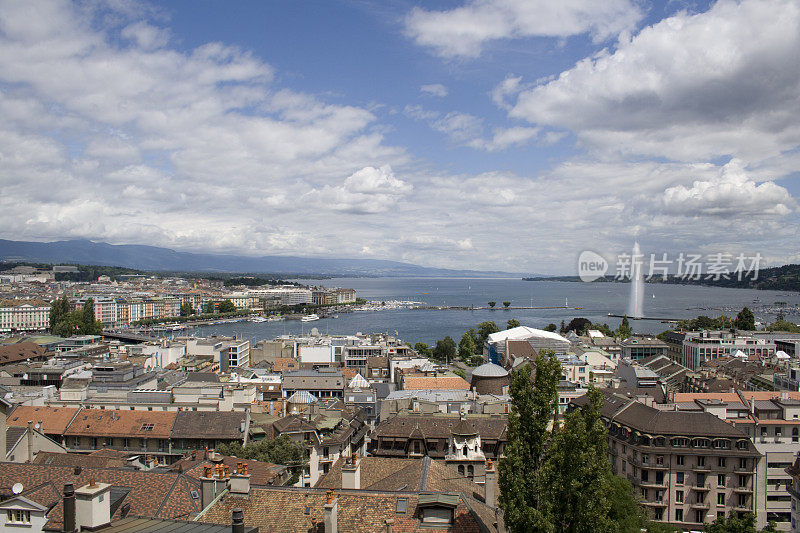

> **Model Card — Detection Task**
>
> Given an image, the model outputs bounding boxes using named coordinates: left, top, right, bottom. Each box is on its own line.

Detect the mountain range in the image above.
left=0, top=239, right=527, bottom=278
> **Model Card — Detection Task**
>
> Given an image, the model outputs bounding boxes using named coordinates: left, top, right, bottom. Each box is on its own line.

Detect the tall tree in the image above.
left=180, top=303, right=193, bottom=317
left=414, top=342, right=431, bottom=357
left=477, top=321, right=500, bottom=346
left=507, top=319, right=520, bottom=329
left=499, top=352, right=561, bottom=532
left=49, top=297, right=70, bottom=334
left=458, top=331, right=477, bottom=359
left=544, top=323, right=557, bottom=332
left=616, top=316, right=632, bottom=339
left=80, top=298, right=102, bottom=334
left=539, top=387, right=614, bottom=532
left=735, top=307, right=755, bottom=331
left=432, top=336, right=457, bottom=363
left=488, top=301, right=496, bottom=308
left=503, top=301, right=511, bottom=308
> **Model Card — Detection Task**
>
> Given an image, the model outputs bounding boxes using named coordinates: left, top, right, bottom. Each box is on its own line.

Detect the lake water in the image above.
left=179, top=278, right=800, bottom=346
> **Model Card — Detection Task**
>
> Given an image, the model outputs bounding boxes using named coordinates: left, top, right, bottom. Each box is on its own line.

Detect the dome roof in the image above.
left=471, top=362, right=509, bottom=378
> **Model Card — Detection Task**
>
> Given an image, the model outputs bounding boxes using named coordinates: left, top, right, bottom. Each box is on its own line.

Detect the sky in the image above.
left=0, top=0, right=799, bottom=274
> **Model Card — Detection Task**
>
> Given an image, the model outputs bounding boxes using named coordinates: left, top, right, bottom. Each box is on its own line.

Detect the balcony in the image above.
left=641, top=500, right=667, bottom=507
left=691, top=484, right=710, bottom=492
left=691, top=465, right=711, bottom=473
left=733, top=486, right=753, bottom=493
left=640, top=480, right=668, bottom=489
left=690, top=502, right=710, bottom=509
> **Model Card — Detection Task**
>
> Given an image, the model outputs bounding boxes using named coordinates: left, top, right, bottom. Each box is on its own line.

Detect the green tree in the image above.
left=414, top=342, right=431, bottom=357
left=544, top=323, right=557, bottom=332
left=51, top=312, right=82, bottom=338
left=80, top=298, right=102, bottom=334
left=499, top=353, right=561, bottom=532
left=216, top=435, right=307, bottom=484
left=594, top=323, right=614, bottom=337
left=616, top=316, right=632, bottom=339
left=704, top=512, right=756, bottom=533
left=203, top=301, right=216, bottom=314
left=565, top=317, right=591, bottom=336
left=49, top=297, right=71, bottom=334
left=458, top=331, right=477, bottom=359
left=503, top=301, right=511, bottom=308
left=488, top=301, right=496, bottom=308
left=507, top=319, right=521, bottom=329
left=218, top=299, right=237, bottom=313
left=432, top=336, right=457, bottom=363
left=767, top=319, right=800, bottom=333
left=453, top=368, right=467, bottom=380
left=180, top=303, right=193, bottom=317
left=476, top=321, right=500, bottom=346
left=735, top=307, right=755, bottom=330
left=539, top=387, right=614, bottom=532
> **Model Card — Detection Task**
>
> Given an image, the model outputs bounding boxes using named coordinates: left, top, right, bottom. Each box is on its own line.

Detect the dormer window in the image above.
left=417, top=494, right=458, bottom=526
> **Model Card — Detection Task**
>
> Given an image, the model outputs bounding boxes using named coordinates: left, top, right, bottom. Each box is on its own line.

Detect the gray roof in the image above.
left=6, top=426, right=26, bottom=454
left=471, top=363, right=508, bottom=378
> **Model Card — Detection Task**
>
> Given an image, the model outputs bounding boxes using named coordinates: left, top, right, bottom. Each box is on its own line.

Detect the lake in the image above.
left=177, top=278, right=800, bottom=346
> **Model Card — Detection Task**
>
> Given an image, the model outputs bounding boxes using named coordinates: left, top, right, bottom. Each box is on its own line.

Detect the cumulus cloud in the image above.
left=662, top=159, right=795, bottom=217
left=420, top=83, right=448, bottom=97
left=405, top=0, right=644, bottom=58
left=304, top=166, right=412, bottom=214
left=508, top=0, right=800, bottom=161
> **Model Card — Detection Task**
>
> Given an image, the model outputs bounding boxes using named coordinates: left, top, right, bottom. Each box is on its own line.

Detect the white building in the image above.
left=682, top=330, right=776, bottom=370
left=0, top=299, right=50, bottom=333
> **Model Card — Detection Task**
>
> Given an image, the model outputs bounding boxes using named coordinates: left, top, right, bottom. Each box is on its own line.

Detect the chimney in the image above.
left=201, top=465, right=218, bottom=510
left=229, top=462, right=251, bottom=495
left=63, top=483, right=76, bottom=533
left=342, top=454, right=361, bottom=490
left=485, top=459, right=497, bottom=508
left=27, top=420, right=34, bottom=462
left=323, top=489, right=338, bottom=533
left=385, top=518, right=394, bottom=533
left=75, top=480, right=112, bottom=530
left=232, top=508, right=245, bottom=533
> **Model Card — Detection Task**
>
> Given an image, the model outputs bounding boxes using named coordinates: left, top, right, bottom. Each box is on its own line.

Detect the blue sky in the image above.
left=0, top=0, right=798, bottom=273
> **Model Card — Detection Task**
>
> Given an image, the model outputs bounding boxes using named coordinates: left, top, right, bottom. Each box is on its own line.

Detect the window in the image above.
left=676, top=490, right=684, bottom=503
left=697, top=456, right=705, bottom=467
left=656, top=455, right=664, bottom=466
left=641, top=470, right=649, bottom=483
left=675, top=509, right=683, bottom=522
left=467, top=465, right=474, bottom=479
left=396, top=499, right=407, bottom=514
left=676, top=472, right=685, bottom=485
left=458, top=465, right=465, bottom=475
left=677, top=455, right=685, bottom=466
left=793, top=428, right=799, bottom=443
left=738, top=475, right=748, bottom=488
left=738, top=494, right=747, bottom=507
left=7, top=510, right=31, bottom=524
left=739, top=458, right=747, bottom=470
left=695, top=510, right=705, bottom=524
left=718, top=474, right=726, bottom=487
left=718, top=457, right=726, bottom=468
left=421, top=507, right=453, bottom=525
left=717, top=493, right=725, bottom=506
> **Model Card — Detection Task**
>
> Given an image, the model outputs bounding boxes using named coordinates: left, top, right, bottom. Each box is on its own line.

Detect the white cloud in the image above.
left=406, top=0, right=644, bottom=58
left=662, top=159, right=795, bottom=217
left=420, top=83, right=448, bottom=97
left=304, top=166, right=412, bottom=214
left=509, top=0, right=800, bottom=161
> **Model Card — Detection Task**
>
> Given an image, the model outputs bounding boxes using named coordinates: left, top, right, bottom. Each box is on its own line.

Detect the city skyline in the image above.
left=1, top=0, right=798, bottom=274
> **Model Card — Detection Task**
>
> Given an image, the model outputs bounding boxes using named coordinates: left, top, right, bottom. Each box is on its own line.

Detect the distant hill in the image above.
left=524, top=263, right=800, bottom=291
left=0, top=239, right=526, bottom=278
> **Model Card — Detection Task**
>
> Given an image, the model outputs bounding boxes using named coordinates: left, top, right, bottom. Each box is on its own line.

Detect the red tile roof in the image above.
left=65, top=408, right=176, bottom=439
left=7, top=406, right=80, bottom=435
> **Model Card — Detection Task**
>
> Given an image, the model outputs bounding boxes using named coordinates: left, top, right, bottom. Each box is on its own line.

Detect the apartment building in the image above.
left=77, top=296, right=181, bottom=327
left=0, top=299, right=50, bottom=333
left=574, top=390, right=762, bottom=529
left=683, top=330, right=776, bottom=370
left=787, top=456, right=800, bottom=532
left=674, top=391, right=800, bottom=529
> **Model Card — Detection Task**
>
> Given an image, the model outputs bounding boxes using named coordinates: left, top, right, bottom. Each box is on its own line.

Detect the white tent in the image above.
left=733, top=350, right=748, bottom=359
left=776, top=350, right=791, bottom=360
